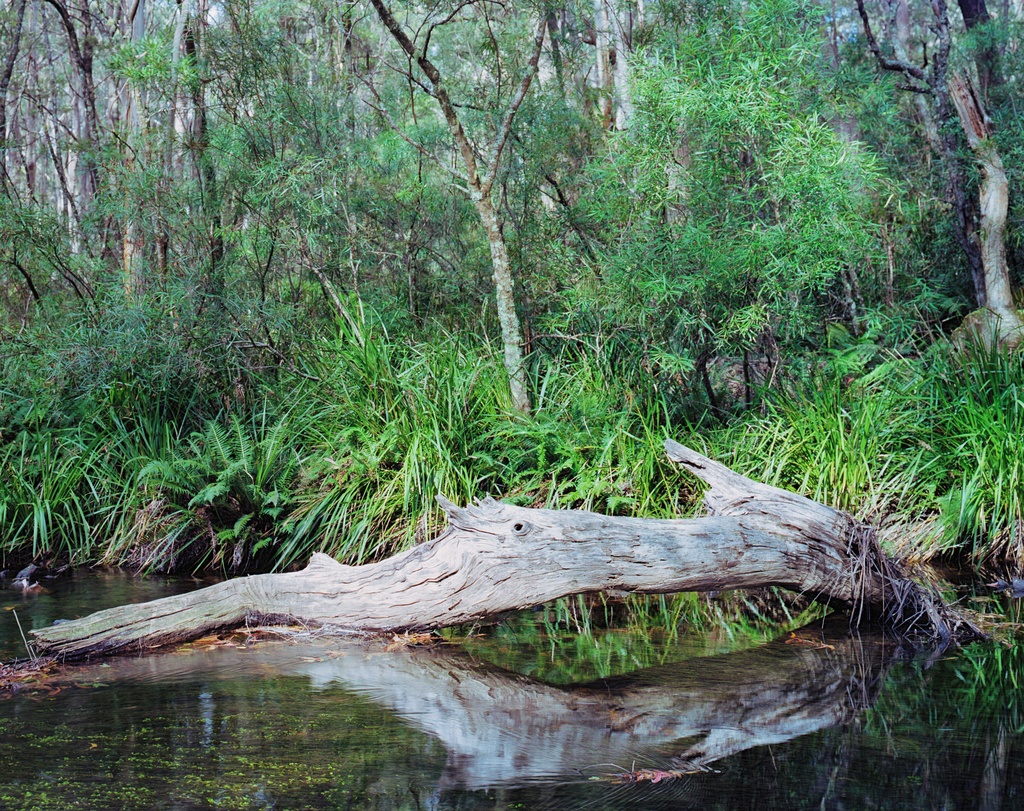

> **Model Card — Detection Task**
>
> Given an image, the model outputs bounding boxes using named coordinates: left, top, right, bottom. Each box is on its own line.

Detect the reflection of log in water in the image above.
left=295, top=621, right=896, bottom=789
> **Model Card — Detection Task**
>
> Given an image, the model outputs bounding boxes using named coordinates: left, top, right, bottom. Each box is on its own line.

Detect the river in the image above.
left=1, top=570, right=1022, bottom=809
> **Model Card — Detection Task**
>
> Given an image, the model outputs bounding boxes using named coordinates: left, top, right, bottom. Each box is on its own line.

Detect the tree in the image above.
left=41, top=0, right=100, bottom=221
left=365, top=0, right=547, bottom=413
left=0, top=0, right=28, bottom=174
left=560, top=0, right=888, bottom=411
left=855, top=0, right=1023, bottom=347
left=119, top=0, right=146, bottom=294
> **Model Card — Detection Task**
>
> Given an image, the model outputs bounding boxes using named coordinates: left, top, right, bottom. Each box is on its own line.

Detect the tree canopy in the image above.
left=3, top=0, right=1024, bottom=572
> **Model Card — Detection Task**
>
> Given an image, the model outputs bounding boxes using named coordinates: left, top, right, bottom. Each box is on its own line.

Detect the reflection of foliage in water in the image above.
left=451, top=589, right=830, bottom=684
left=6, top=580, right=1024, bottom=811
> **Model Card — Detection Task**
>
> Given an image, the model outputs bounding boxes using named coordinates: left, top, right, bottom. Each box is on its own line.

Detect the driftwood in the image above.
left=30, top=441, right=981, bottom=659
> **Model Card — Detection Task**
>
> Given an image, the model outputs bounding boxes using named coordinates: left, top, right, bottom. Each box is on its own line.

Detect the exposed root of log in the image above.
left=663, top=441, right=982, bottom=645
left=28, top=441, right=983, bottom=660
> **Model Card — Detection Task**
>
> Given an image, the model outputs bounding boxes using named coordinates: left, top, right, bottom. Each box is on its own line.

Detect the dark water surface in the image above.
left=2, top=573, right=1024, bottom=810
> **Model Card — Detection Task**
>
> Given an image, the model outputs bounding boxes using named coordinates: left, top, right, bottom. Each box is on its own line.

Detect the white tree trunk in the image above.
left=476, top=198, right=530, bottom=412
left=593, top=0, right=613, bottom=126
left=122, top=0, right=146, bottom=296
left=607, top=0, right=633, bottom=129
left=949, top=72, right=1024, bottom=348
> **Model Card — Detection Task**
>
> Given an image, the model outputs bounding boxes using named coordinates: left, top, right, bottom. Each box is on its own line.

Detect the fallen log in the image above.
left=30, top=441, right=982, bottom=659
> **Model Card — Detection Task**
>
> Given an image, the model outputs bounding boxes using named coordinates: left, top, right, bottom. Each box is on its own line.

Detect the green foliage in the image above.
left=554, top=0, right=889, bottom=401
left=929, top=341, right=1024, bottom=562
left=130, top=409, right=303, bottom=573
left=714, top=363, right=934, bottom=519
left=5, top=0, right=1024, bottom=580
left=2, top=304, right=688, bottom=574
left=697, top=337, right=1024, bottom=565
left=282, top=312, right=687, bottom=570
left=0, top=410, right=181, bottom=568
left=0, top=280, right=280, bottom=431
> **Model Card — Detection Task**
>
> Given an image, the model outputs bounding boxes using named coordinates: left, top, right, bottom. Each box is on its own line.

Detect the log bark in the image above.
left=30, top=442, right=982, bottom=659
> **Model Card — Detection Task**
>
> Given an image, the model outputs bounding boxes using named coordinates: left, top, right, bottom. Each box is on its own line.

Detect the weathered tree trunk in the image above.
left=30, top=442, right=982, bottom=659
left=593, top=0, right=614, bottom=127
left=948, top=72, right=1023, bottom=349
left=121, top=0, right=146, bottom=297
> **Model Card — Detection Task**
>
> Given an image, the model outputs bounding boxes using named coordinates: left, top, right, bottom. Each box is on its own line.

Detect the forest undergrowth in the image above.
left=2, top=304, right=1021, bottom=579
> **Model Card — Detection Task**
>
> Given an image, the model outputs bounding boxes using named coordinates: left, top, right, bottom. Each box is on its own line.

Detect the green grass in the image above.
left=928, top=341, right=1024, bottom=562
left=4, top=313, right=1024, bottom=577
left=701, top=338, right=1024, bottom=566
left=1, top=313, right=686, bottom=574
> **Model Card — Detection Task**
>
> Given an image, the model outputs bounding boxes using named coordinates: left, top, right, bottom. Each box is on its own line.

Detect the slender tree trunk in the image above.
left=122, top=0, right=146, bottom=296
left=184, top=0, right=223, bottom=292
left=0, top=0, right=28, bottom=169
left=476, top=197, right=529, bottom=411
left=22, top=5, right=39, bottom=198
left=42, top=0, right=99, bottom=210
left=367, top=0, right=542, bottom=413
left=606, top=0, right=633, bottom=129
left=593, top=0, right=613, bottom=127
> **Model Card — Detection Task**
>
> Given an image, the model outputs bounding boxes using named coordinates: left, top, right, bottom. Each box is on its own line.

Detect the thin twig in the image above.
left=13, top=609, right=37, bottom=662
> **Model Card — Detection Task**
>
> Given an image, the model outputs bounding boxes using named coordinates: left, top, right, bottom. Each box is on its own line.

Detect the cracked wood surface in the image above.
left=30, top=441, right=971, bottom=659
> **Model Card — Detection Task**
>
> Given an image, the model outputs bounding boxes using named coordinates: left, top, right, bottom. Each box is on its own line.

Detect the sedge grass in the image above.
left=6, top=309, right=1024, bottom=579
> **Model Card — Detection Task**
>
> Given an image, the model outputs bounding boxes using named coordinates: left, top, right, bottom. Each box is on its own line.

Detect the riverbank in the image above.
left=2, top=324, right=1022, bottom=577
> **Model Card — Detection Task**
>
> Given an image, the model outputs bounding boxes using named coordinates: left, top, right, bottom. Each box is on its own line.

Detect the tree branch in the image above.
left=368, top=0, right=484, bottom=193
left=854, top=0, right=929, bottom=84
left=479, top=16, right=546, bottom=198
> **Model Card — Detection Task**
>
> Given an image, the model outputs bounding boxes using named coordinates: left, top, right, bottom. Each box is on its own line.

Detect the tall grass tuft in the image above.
left=281, top=326, right=507, bottom=568
left=928, top=340, right=1024, bottom=562
left=282, top=317, right=687, bottom=570
left=710, top=362, right=937, bottom=524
